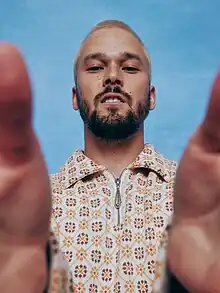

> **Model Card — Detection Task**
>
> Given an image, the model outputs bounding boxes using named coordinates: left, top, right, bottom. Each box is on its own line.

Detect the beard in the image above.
left=76, top=85, right=150, bottom=140
left=78, top=98, right=149, bottom=141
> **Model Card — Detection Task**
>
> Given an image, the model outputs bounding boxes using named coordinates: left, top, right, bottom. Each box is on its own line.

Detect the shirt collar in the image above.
left=61, top=143, right=171, bottom=189
left=129, top=143, right=171, bottom=182
left=59, top=150, right=104, bottom=189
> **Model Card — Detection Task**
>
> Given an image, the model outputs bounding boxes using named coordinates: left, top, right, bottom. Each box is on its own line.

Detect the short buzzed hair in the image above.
left=74, top=20, right=152, bottom=84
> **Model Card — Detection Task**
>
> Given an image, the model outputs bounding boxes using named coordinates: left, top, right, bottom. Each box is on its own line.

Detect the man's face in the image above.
left=73, top=27, right=155, bottom=140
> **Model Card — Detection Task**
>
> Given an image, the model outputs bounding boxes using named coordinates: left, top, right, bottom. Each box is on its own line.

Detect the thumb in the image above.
left=0, top=42, right=33, bottom=166
left=199, top=71, right=220, bottom=152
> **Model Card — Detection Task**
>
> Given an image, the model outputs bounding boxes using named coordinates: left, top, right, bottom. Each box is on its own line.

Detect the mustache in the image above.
left=94, top=85, right=132, bottom=106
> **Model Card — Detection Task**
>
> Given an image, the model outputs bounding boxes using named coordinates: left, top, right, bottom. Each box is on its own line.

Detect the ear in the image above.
left=149, top=85, right=156, bottom=110
left=72, top=87, right=79, bottom=110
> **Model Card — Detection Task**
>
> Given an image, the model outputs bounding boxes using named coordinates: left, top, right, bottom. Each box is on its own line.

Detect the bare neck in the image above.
left=84, top=126, right=145, bottom=178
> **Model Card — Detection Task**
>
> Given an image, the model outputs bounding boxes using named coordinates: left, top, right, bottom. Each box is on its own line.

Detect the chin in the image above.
left=109, top=108, right=128, bottom=116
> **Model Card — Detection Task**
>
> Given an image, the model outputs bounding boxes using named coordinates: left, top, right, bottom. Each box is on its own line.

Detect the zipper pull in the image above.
left=115, top=178, right=122, bottom=225
left=115, top=178, right=122, bottom=208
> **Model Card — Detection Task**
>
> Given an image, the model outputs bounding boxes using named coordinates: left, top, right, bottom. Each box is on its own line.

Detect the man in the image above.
left=0, top=20, right=220, bottom=293
left=48, top=20, right=176, bottom=293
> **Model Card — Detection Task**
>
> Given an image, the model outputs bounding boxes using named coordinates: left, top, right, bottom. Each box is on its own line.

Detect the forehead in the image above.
left=79, top=28, right=147, bottom=63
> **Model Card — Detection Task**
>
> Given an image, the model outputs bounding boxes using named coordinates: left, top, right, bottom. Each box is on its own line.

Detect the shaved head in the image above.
left=74, top=20, right=151, bottom=84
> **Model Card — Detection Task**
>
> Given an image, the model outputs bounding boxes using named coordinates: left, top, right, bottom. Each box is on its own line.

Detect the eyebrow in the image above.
left=83, top=51, right=143, bottom=64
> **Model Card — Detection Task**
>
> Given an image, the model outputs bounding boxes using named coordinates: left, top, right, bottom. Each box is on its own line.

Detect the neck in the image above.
left=84, top=126, right=145, bottom=178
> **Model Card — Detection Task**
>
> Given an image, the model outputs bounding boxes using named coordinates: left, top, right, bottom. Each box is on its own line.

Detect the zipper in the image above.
left=115, top=177, right=122, bottom=226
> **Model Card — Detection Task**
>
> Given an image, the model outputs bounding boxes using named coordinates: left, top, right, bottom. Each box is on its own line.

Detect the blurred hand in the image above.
left=168, top=73, right=220, bottom=293
left=0, top=43, right=51, bottom=293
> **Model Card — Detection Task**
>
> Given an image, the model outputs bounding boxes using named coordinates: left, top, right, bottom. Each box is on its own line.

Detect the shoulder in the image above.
left=143, top=143, right=178, bottom=182
left=49, top=149, right=80, bottom=191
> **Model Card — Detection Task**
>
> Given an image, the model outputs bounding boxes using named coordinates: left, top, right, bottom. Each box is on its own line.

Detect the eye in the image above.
left=87, top=66, right=104, bottom=72
left=122, top=66, right=139, bottom=73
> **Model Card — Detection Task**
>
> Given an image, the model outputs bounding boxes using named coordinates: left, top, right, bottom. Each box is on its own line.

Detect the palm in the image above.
left=0, top=141, right=51, bottom=242
left=0, top=44, right=51, bottom=292
left=168, top=73, right=220, bottom=293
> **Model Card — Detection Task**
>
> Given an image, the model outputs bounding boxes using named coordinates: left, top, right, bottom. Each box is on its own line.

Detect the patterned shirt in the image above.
left=48, top=143, right=177, bottom=293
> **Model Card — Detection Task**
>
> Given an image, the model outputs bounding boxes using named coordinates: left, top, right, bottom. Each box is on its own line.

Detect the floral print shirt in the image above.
left=48, top=143, right=177, bottom=293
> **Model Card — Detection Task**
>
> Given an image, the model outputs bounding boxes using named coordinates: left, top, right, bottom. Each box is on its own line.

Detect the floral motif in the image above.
left=66, top=198, right=77, bottom=207
left=77, top=233, right=89, bottom=245
left=113, top=282, right=121, bottom=293
left=122, top=229, right=132, bottom=242
left=137, top=280, right=148, bottom=293
left=79, top=206, right=89, bottom=217
left=90, top=267, right=99, bottom=279
left=53, top=207, right=63, bottom=218
left=134, top=218, right=144, bottom=229
left=76, top=248, right=88, bottom=261
left=91, top=250, right=102, bottom=263
left=134, top=247, right=144, bottom=259
left=122, top=262, right=134, bottom=276
left=92, top=221, right=103, bottom=232
left=89, top=284, right=98, bottom=293
left=136, top=264, right=145, bottom=276
left=122, top=244, right=132, bottom=258
left=148, top=260, right=156, bottom=274
left=64, top=222, right=76, bottom=233
left=101, top=268, right=113, bottom=282
left=154, top=216, right=164, bottom=228
left=91, top=198, right=101, bottom=208
left=63, top=236, right=73, bottom=248
left=74, top=264, right=87, bottom=278
left=105, top=237, right=113, bottom=248
left=79, top=219, right=88, bottom=230
left=104, top=252, right=113, bottom=264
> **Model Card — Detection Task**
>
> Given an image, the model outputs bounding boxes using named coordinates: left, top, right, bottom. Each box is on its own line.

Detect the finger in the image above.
left=0, top=43, right=33, bottom=165
left=199, top=72, right=220, bottom=151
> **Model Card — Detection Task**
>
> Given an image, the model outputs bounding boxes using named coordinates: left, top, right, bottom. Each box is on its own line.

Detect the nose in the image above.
left=103, top=64, right=123, bottom=87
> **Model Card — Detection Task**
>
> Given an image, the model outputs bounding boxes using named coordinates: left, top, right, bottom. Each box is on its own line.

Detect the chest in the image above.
left=55, top=169, right=172, bottom=257
left=52, top=169, right=173, bottom=291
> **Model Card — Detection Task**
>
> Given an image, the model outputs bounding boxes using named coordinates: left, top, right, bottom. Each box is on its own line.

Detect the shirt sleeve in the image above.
left=45, top=214, right=73, bottom=293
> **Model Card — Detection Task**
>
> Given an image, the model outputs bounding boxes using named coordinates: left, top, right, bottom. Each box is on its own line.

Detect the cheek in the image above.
left=129, top=85, right=149, bottom=104
left=78, top=74, right=103, bottom=98
left=124, top=75, right=149, bottom=100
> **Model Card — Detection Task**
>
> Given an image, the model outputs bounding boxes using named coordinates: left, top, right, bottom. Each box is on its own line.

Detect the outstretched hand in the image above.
left=0, top=43, right=51, bottom=292
left=168, top=72, right=220, bottom=293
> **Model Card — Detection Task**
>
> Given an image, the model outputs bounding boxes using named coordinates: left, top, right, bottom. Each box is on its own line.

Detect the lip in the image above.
left=100, top=93, right=125, bottom=103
